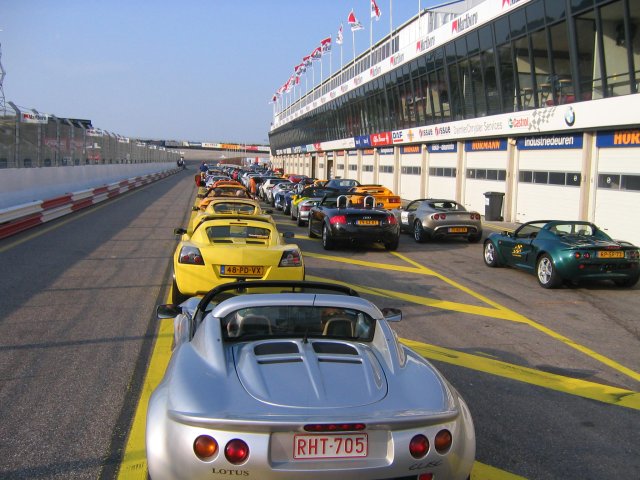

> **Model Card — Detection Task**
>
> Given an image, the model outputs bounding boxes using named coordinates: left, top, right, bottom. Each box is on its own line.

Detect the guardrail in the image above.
left=0, top=168, right=178, bottom=240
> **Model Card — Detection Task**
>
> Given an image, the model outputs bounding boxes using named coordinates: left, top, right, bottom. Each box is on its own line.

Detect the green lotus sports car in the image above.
left=483, top=220, right=640, bottom=288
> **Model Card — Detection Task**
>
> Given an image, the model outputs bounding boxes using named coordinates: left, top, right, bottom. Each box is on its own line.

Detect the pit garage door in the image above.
left=463, top=140, right=508, bottom=214
left=515, top=134, right=584, bottom=223
left=593, top=130, right=640, bottom=245
left=360, top=150, right=375, bottom=184
left=399, top=145, right=422, bottom=200
left=426, top=142, right=458, bottom=199
left=377, top=148, right=395, bottom=190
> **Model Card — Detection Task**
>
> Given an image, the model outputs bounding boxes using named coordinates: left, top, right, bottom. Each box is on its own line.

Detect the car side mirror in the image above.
left=156, top=304, right=182, bottom=319
left=174, top=227, right=187, bottom=236
left=381, top=307, right=402, bottom=322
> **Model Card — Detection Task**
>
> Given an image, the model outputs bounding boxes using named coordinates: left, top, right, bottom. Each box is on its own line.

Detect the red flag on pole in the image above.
left=371, top=0, right=381, bottom=20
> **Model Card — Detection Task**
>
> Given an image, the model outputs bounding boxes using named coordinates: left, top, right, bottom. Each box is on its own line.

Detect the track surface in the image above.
left=0, top=169, right=638, bottom=479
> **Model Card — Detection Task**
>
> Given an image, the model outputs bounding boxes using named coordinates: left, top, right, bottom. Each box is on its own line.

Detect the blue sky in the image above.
left=3, top=0, right=443, bottom=144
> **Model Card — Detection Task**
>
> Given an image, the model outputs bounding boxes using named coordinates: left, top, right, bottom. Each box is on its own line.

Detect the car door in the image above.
left=498, top=225, right=538, bottom=271
left=399, top=200, right=421, bottom=231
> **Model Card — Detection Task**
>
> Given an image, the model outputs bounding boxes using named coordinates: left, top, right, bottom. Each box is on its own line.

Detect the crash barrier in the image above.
left=0, top=168, right=179, bottom=240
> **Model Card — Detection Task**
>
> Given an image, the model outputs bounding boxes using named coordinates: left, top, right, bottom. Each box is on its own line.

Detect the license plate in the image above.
left=597, top=251, right=624, bottom=259
left=220, top=265, right=265, bottom=277
left=449, top=227, right=468, bottom=233
left=293, top=434, right=368, bottom=460
left=356, top=219, right=379, bottom=226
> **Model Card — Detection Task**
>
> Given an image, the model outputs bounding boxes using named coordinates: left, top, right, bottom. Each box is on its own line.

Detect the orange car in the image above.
left=197, top=185, right=251, bottom=210
left=210, top=180, right=244, bottom=189
left=348, top=184, right=401, bottom=210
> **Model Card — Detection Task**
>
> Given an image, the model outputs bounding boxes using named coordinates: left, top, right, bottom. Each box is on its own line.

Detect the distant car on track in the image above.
left=483, top=220, right=640, bottom=288
left=393, top=199, right=483, bottom=243
left=308, top=193, right=400, bottom=251
left=147, top=280, right=476, bottom=480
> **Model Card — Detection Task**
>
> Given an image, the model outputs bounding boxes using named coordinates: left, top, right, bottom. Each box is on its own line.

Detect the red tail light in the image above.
left=330, top=215, right=347, bottom=225
left=433, top=213, right=447, bottom=220
left=225, top=439, right=249, bottom=464
left=409, top=434, right=429, bottom=458
left=279, top=249, right=302, bottom=267
left=434, top=429, right=452, bottom=453
left=470, top=213, right=481, bottom=220
left=179, top=246, right=205, bottom=265
left=387, top=214, right=398, bottom=225
left=193, top=435, right=218, bottom=460
left=300, top=205, right=312, bottom=212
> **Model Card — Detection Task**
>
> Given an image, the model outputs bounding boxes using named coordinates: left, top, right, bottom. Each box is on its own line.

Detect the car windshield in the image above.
left=221, top=306, right=375, bottom=342
left=429, top=201, right=464, bottom=211
left=206, top=225, right=271, bottom=242
left=212, top=203, right=257, bottom=214
left=548, top=223, right=611, bottom=240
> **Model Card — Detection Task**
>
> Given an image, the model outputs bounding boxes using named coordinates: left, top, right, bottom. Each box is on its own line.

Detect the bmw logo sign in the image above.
left=564, top=107, right=576, bottom=126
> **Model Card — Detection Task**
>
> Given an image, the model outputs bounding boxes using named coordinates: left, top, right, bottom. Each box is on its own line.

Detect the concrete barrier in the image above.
left=0, top=169, right=178, bottom=240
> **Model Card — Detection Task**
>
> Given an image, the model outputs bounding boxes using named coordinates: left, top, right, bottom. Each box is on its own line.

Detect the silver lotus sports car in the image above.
left=146, top=281, right=475, bottom=480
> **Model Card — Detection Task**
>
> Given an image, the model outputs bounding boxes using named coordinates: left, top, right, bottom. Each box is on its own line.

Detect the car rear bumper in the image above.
left=330, top=225, right=400, bottom=244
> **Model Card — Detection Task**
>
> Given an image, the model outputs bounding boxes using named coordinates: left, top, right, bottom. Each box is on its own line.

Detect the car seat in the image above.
left=322, top=317, right=355, bottom=337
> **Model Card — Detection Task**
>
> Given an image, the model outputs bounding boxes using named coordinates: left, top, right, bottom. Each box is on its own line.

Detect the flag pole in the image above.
left=352, top=28, right=356, bottom=63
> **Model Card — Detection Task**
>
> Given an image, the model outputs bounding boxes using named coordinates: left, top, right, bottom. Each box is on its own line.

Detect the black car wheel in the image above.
left=322, top=224, right=335, bottom=250
left=385, top=237, right=400, bottom=251
left=308, top=218, right=318, bottom=238
left=297, top=210, right=305, bottom=227
left=284, top=204, right=290, bottom=216
left=414, top=220, right=427, bottom=243
left=291, top=206, right=297, bottom=220
left=483, top=241, right=500, bottom=267
left=613, top=275, right=640, bottom=288
left=468, top=233, right=482, bottom=243
left=171, top=277, right=189, bottom=305
left=536, top=254, right=561, bottom=288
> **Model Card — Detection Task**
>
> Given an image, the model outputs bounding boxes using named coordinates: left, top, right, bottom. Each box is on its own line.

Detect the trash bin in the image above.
left=483, top=192, right=504, bottom=221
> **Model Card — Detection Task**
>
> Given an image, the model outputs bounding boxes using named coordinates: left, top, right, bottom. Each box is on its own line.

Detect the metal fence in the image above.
left=0, top=102, right=179, bottom=168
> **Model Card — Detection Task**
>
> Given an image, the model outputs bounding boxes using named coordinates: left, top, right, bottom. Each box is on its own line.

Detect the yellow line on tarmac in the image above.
left=472, top=462, right=528, bottom=480
left=402, top=338, right=640, bottom=410
left=307, top=251, right=640, bottom=383
left=117, top=306, right=174, bottom=479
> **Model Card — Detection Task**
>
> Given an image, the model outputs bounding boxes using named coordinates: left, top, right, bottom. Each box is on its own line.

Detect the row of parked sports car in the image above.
left=146, top=170, right=478, bottom=480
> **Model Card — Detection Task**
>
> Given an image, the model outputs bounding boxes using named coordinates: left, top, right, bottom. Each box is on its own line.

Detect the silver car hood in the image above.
left=233, top=339, right=387, bottom=408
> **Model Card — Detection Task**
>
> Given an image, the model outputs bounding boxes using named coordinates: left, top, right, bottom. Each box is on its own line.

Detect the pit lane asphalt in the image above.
left=1, top=169, right=638, bottom=479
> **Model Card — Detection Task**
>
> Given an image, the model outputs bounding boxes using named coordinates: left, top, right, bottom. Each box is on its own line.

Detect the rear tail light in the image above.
left=387, top=214, right=398, bottom=225
left=193, top=435, right=218, bottom=460
left=225, top=439, right=249, bottom=464
left=418, top=474, right=434, bottom=480
left=433, top=213, right=447, bottom=220
left=279, top=249, right=302, bottom=267
left=409, top=434, right=429, bottom=458
left=330, top=215, right=347, bottom=225
left=434, top=429, right=452, bottom=454
left=470, top=213, right=481, bottom=220
left=304, top=423, right=366, bottom=432
left=300, top=205, right=312, bottom=212
left=179, top=246, right=205, bottom=265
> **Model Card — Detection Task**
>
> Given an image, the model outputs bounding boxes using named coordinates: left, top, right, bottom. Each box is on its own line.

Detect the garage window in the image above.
left=598, top=174, right=620, bottom=189
left=519, top=170, right=533, bottom=182
left=621, top=175, right=640, bottom=191
left=548, top=172, right=566, bottom=185
left=533, top=171, right=549, bottom=184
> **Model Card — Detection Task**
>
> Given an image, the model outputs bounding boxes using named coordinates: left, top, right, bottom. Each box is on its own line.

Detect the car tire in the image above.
left=536, top=254, right=561, bottom=288
left=284, top=204, right=290, bottom=216
left=613, top=275, right=640, bottom=288
left=322, top=224, right=335, bottom=250
left=297, top=211, right=305, bottom=227
left=308, top=218, right=318, bottom=238
left=171, top=277, right=189, bottom=305
left=385, top=237, right=400, bottom=251
left=414, top=220, right=427, bottom=243
left=468, top=233, right=482, bottom=243
left=483, top=241, right=501, bottom=267
left=291, top=207, right=297, bottom=220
